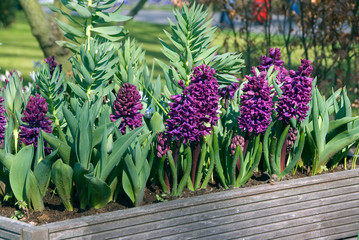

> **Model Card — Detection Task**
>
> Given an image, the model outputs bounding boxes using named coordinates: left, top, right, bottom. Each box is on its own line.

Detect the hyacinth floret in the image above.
left=230, top=135, right=245, bottom=156
left=165, top=64, right=220, bottom=143
left=258, top=48, right=288, bottom=83
left=111, top=83, right=143, bottom=134
left=0, top=96, right=6, bottom=145
left=238, top=67, right=273, bottom=135
left=276, top=59, right=313, bottom=123
left=19, top=94, right=53, bottom=153
left=45, top=56, right=62, bottom=77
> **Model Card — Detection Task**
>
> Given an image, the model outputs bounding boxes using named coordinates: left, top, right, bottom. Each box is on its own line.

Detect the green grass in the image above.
left=0, top=11, right=172, bottom=82
left=0, top=13, right=44, bottom=83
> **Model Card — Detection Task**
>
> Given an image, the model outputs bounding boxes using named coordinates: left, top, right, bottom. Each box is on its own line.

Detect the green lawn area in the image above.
left=0, top=11, right=172, bottom=83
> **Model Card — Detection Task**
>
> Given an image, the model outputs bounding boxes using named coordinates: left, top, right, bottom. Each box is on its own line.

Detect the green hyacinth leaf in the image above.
left=9, top=145, right=34, bottom=202
left=101, top=126, right=143, bottom=181
left=25, top=170, right=44, bottom=211
left=41, top=131, right=72, bottom=164
left=51, top=159, right=73, bottom=211
left=86, top=176, right=111, bottom=209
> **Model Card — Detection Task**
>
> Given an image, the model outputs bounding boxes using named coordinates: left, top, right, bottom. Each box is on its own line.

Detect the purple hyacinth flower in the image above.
left=45, top=56, right=62, bottom=77
left=220, top=82, right=240, bottom=100
left=276, top=59, right=313, bottom=123
left=165, top=64, right=220, bottom=143
left=111, top=83, right=143, bottom=134
left=230, top=134, right=245, bottom=156
left=0, top=96, right=6, bottom=145
left=157, top=132, right=171, bottom=158
left=19, top=94, right=53, bottom=154
left=238, top=67, right=273, bottom=135
left=220, top=81, right=240, bottom=108
left=286, top=127, right=298, bottom=154
left=258, top=48, right=288, bottom=83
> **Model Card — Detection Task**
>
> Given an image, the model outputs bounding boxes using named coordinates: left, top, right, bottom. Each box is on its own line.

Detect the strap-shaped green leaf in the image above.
left=87, top=176, right=111, bottom=209
left=41, top=130, right=72, bottom=164
left=51, top=159, right=73, bottom=211
left=9, top=145, right=34, bottom=201
left=25, top=170, right=44, bottom=211
left=101, top=126, right=144, bottom=181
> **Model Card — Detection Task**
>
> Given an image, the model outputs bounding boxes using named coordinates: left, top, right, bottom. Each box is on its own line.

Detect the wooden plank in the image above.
left=46, top=176, right=359, bottom=237
left=48, top=185, right=359, bottom=239
left=149, top=200, right=359, bottom=240
left=194, top=213, right=359, bottom=240
left=0, top=229, right=21, bottom=240
left=52, top=193, right=359, bottom=240
left=286, top=226, right=359, bottom=240
left=45, top=169, right=359, bottom=233
left=0, top=216, right=31, bottom=234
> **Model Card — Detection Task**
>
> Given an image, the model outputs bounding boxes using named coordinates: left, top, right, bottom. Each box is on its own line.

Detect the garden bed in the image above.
left=1, top=167, right=359, bottom=240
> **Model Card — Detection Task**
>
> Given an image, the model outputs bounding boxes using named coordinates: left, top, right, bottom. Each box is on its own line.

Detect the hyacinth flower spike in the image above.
left=0, top=96, right=6, bottom=148
left=160, top=64, right=220, bottom=195
left=19, top=94, right=53, bottom=155
left=263, top=59, right=312, bottom=178
left=111, top=83, right=143, bottom=134
left=213, top=68, right=270, bottom=188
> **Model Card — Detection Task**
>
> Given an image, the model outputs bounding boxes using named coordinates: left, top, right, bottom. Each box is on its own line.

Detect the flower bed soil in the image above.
left=0, top=162, right=353, bottom=226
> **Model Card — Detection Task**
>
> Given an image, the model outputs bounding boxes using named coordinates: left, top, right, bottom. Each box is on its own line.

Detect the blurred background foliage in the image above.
left=0, top=0, right=358, bottom=106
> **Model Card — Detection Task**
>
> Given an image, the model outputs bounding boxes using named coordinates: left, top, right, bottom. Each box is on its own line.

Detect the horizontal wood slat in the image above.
left=0, top=216, right=31, bottom=239
left=47, top=176, right=359, bottom=237
left=44, top=169, right=359, bottom=240
left=1, top=169, right=358, bottom=239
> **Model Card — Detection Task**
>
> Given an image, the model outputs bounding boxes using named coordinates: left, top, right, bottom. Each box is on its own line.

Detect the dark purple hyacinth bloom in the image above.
left=238, top=68, right=273, bottom=135
left=0, top=96, right=6, bottom=145
left=45, top=56, right=62, bottom=77
left=165, top=65, right=220, bottom=143
left=286, top=127, right=298, bottom=154
left=19, top=94, right=53, bottom=153
left=111, top=83, right=143, bottom=134
left=276, top=59, right=313, bottom=123
left=220, top=82, right=240, bottom=108
left=157, top=132, right=171, bottom=158
left=230, top=135, right=245, bottom=156
left=188, top=65, right=220, bottom=127
left=220, top=82, right=240, bottom=100
left=258, top=48, right=288, bottom=83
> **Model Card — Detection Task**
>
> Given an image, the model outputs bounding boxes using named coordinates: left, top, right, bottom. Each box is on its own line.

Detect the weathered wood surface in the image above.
left=0, top=216, right=31, bottom=240
left=42, top=169, right=359, bottom=240
left=2, top=168, right=359, bottom=239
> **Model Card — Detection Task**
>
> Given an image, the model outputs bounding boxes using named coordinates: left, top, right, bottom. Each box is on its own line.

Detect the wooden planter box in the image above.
left=1, top=168, right=359, bottom=240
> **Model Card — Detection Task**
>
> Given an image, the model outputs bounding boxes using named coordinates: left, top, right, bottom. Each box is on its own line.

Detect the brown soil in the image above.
left=0, top=162, right=355, bottom=226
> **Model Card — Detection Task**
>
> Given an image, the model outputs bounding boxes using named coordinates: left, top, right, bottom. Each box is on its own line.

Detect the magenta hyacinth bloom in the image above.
left=19, top=94, right=53, bottom=153
left=276, top=59, right=313, bottom=123
left=0, top=96, right=6, bottom=145
left=230, top=135, right=245, bottom=156
left=165, top=64, right=220, bottom=143
left=111, top=83, right=143, bottom=134
left=238, top=68, right=273, bottom=135
left=258, top=48, right=288, bottom=83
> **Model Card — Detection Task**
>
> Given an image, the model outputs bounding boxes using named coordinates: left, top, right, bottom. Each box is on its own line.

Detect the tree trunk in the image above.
left=128, top=0, right=148, bottom=17
left=18, top=0, right=72, bottom=72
